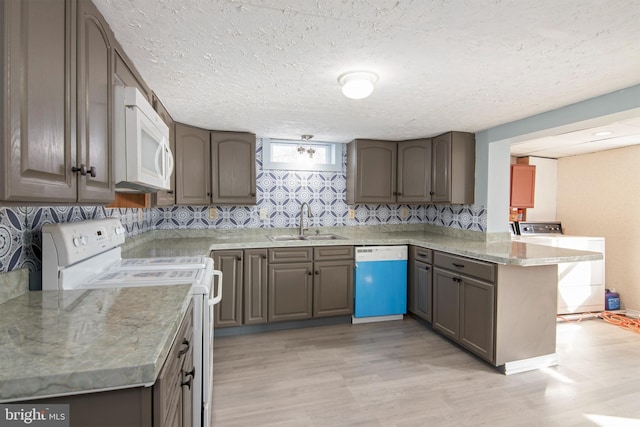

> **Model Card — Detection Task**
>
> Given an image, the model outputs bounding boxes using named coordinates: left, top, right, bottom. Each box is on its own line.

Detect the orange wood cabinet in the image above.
left=510, top=164, right=536, bottom=208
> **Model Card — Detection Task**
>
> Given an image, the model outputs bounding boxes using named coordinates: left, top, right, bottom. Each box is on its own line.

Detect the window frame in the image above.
left=262, top=138, right=343, bottom=172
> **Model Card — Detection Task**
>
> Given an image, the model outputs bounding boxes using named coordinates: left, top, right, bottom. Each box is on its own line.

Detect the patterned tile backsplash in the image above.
left=0, top=139, right=486, bottom=288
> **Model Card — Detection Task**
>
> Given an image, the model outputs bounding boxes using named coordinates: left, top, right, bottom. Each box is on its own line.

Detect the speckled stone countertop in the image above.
left=122, top=225, right=602, bottom=266
left=0, top=285, right=192, bottom=402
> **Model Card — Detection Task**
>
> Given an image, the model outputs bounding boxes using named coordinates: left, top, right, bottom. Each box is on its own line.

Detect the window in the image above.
left=263, top=139, right=342, bottom=172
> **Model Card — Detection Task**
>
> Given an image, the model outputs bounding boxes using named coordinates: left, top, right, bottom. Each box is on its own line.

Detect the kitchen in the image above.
left=1, top=0, right=640, bottom=426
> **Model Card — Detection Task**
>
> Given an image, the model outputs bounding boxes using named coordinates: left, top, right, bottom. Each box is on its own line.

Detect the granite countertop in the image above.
left=0, top=285, right=192, bottom=402
left=122, top=227, right=603, bottom=266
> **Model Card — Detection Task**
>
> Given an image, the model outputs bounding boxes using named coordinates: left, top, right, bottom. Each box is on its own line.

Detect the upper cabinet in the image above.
left=397, top=138, right=432, bottom=203
left=346, top=139, right=397, bottom=204
left=1, top=0, right=115, bottom=203
left=175, top=123, right=211, bottom=205
left=510, top=164, right=536, bottom=208
left=346, top=132, right=475, bottom=205
left=431, top=131, right=475, bottom=205
left=175, top=124, right=256, bottom=206
left=113, top=43, right=151, bottom=100
left=210, top=131, right=256, bottom=205
left=76, top=0, right=115, bottom=203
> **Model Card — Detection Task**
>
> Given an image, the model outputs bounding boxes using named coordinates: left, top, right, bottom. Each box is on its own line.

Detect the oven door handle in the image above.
left=209, top=269, right=223, bottom=306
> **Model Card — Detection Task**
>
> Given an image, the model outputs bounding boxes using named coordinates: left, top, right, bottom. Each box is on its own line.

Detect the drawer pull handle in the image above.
left=181, top=377, right=192, bottom=390
left=452, top=263, right=465, bottom=268
left=178, top=338, right=190, bottom=357
left=417, top=252, right=429, bottom=258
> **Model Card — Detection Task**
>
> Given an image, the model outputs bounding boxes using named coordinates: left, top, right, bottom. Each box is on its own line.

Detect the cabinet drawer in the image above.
left=434, top=252, right=495, bottom=283
left=269, top=247, right=313, bottom=263
left=314, top=246, right=354, bottom=261
left=411, top=246, right=432, bottom=264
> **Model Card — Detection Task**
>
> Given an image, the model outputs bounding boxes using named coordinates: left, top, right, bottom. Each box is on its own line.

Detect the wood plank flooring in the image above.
left=212, top=317, right=640, bottom=426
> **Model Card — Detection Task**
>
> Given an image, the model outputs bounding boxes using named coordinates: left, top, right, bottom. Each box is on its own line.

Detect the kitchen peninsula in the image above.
left=123, top=224, right=602, bottom=374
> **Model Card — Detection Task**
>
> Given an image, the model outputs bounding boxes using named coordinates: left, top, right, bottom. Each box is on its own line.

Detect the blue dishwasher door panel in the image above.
left=354, top=260, right=407, bottom=318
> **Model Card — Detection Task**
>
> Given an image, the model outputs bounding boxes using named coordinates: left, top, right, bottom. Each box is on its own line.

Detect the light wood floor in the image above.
left=212, top=317, right=640, bottom=427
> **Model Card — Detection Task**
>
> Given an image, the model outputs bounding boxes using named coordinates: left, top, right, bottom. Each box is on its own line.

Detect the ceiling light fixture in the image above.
left=298, top=134, right=315, bottom=158
left=338, top=71, right=378, bottom=100
left=593, top=131, right=613, bottom=137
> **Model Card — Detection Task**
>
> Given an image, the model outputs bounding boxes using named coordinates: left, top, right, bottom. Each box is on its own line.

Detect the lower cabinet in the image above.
left=211, top=250, right=243, bottom=327
left=214, top=246, right=354, bottom=327
left=244, top=249, right=268, bottom=325
left=433, top=252, right=496, bottom=363
left=268, top=260, right=314, bottom=322
left=24, top=303, right=194, bottom=427
left=408, top=246, right=433, bottom=322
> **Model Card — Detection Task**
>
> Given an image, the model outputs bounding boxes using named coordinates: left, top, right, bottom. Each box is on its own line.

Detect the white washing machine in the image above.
left=515, top=221, right=605, bottom=314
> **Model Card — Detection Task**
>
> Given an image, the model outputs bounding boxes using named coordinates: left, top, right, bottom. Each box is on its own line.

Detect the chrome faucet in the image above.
left=299, top=202, right=312, bottom=237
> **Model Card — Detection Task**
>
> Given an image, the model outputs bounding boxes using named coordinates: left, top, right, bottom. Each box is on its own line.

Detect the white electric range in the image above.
left=41, top=218, right=221, bottom=427
left=513, top=221, right=605, bottom=314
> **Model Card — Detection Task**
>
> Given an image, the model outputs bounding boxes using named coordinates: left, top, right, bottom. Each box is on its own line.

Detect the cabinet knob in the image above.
left=167, top=190, right=174, bottom=195
left=236, top=256, right=242, bottom=261
left=185, top=367, right=195, bottom=378
left=315, top=271, right=319, bottom=275
left=307, top=271, right=313, bottom=276
left=262, top=255, right=267, bottom=259
left=87, top=166, right=97, bottom=178
left=429, top=191, right=434, bottom=195
left=71, top=164, right=87, bottom=175
left=250, top=193, right=256, bottom=197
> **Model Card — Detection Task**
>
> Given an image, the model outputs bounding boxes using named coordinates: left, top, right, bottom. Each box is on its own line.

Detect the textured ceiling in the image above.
left=94, top=0, right=640, bottom=147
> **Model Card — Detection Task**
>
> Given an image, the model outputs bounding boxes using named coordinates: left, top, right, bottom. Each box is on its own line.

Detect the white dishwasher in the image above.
left=353, top=246, right=408, bottom=324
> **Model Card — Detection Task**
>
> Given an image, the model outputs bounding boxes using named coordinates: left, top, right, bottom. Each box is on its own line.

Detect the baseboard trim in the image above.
left=351, top=314, right=404, bottom=324
left=499, top=353, right=559, bottom=375
left=624, top=308, right=640, bottom=319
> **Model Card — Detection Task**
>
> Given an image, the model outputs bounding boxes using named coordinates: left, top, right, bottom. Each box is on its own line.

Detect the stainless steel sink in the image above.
left=305, top=234, right=346, bottom=240
left=268, top=235, right=307, bottom=241
left=268, top=233, right=346, bottom=242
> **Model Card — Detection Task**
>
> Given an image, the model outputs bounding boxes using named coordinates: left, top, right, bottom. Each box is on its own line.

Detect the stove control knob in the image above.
left=115, top=227, right=125, bottom=235
left=73, top=237, right=81, bottom=247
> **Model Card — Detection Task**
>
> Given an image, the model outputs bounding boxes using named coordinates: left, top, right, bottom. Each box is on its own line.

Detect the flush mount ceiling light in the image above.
left=338, top=71, right=378, bottom=100
left=593, top=131, right=613, bottom=137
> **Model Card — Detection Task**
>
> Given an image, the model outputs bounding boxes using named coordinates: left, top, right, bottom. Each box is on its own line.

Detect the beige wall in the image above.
left=557, top=145, right=640, bottom=313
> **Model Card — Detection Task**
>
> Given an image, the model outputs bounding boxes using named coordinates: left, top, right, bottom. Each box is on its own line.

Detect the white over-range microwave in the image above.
left=114, top=86, right=173, bottom=192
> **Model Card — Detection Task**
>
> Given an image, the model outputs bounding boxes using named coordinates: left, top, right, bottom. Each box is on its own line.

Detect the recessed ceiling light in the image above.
left=593, top=131, right=613, bottom=137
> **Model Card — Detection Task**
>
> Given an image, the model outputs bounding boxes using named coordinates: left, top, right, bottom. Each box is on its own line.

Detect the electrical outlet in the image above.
left=348, top=208, right=355, bottom=219
left=400, top=207, right=409, bottom=219
left=209, top=207, right=218, bottom=220
left=259, top=208, right=268, bottom=220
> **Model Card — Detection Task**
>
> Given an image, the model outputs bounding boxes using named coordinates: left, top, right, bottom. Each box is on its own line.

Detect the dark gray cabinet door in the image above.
left=432, top=267, right=460, bottom=341
left=113, top=46, right=150, bottom=99
left=460, top=276, right=495, bottom=363
left=210, top=131, right=256, bottom=205
left=431, top=133, right=452, bottom=203
left=152, top=94, right=176, bottom=207
left=268, top=262, right=313, bottom=322
left=212, top=250, right=243, bottom=328
left=347, top=139, right=397, bottom=204
left=244, top=249, right=268, bottom=325
left=410, top=260, right=432, bottom=322
left=1, top=0, right=77, bottom=202
left=313, top=260, right=354, bottom=317
left=431, top=131, right=475, bottom=204
left=397, top=138, right=432, bottom=203
left=76, top=0, right=114, bottom=203
left=175, top=123, right=211, bottom=205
